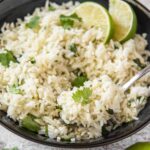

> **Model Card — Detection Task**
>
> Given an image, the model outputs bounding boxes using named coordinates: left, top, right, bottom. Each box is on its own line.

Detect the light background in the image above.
left=0, top=0, right=150, bottom=150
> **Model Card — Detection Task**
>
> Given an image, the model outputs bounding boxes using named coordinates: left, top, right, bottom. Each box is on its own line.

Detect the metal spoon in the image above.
left=122, top=65, right=150, bottom=91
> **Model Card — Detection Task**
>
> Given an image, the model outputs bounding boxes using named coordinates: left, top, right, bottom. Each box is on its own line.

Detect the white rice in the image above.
left=0, top=1, right=150, bottom=141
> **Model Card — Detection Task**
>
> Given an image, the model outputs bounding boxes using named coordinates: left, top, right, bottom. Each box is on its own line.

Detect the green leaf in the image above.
left=30, top=57, right=36, bottom=64
left=61, top=135, right=71, bottom=142
left=106, top=109, right=114, bottom=115
left=72, top=75, right=88, bottom=87
left=48, top=6, right=56, bottom=11
left=56, top=105, right=62, bottom=112
left=9, top=86, right=22, bottom=94
left=45, top=125, right=49, bottom=137
left=60, top=13, right=82, bottom=29
left=26, top=16, right=40, bottom=29
left=21, top=114, right=40, bottom=133
left=72, top=87, right=92, bottom=105
left=9, top=83, right=23, bottom=94
left=133, top=58, right=146, bottom=69
left=0, top=51, right=17, bottom=67
left=69, top=43, right=77, bottom=53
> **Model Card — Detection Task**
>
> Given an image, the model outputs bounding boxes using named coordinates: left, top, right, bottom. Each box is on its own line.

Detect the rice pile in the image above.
left=0, top=1, right=150, bottom=142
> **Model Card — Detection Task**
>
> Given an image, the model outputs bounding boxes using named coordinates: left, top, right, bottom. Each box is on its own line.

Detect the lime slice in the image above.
left=74, top=2, right=114, bottom=43
left=109, top=0, right=137, bottom=42
left=126, top=142, right=150, bottom=150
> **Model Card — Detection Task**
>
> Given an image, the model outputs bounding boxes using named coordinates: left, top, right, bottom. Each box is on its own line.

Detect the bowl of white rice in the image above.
left=0, top=0, right=150, bottom=148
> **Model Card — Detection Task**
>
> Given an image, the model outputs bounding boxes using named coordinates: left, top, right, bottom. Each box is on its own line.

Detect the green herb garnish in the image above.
left=60, top=13, right=82, bottom=29
left=48, top=6, right=56, bottom=11
left=72, top=75, right=88, bottom=87
left=72, top=87, right=92, bottom=105
left=0, top=51, right=17, bottom=67
left=21, top=114, right=40, bottom=133
left=9, top=82, right=23, bottom=94
left=69, top=43, right=77, bottom=53
left=56, top=105, right=62, bottom=112
left=61, top=135, right=71, bottom=142
left=133, top=58, right=146, bottom=69
left=127, top=99, right=134, bottom=107
left=106, top=109, right=114, bottom=115
left=26, top=16, right=40, bottom=29
left=45, top=125, right=49, bottom=137
left=30, top=57, right=36, bottom=64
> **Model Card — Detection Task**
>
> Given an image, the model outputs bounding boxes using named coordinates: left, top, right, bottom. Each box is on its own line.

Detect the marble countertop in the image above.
left=0, top=0, right=150, bottom=150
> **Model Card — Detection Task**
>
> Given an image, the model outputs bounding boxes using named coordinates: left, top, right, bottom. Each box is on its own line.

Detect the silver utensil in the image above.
left=122, top=65, right=150, bottom=91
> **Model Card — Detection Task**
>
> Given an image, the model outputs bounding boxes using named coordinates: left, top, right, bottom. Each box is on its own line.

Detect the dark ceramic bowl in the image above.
left=0, top=0, right=150, bottom=148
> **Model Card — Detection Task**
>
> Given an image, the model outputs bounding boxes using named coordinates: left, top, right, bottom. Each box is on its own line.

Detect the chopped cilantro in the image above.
left=61, top=135, right=71, bottom=142
left=69, top=43, right=77, bottom=53
left=30, top=57, right=36, bottom=64
left=9, top=83, right=23, bottom=94
left=60, top=13, right=82, bottom=29
left=72, top=75, right=88, bottom=87
left=72, top=87, right=92, bottom=105
left=0, top=50, right=17, bottom=67
left=48, top=6, right=56, bottom=11
left=21, top=114, right=40, bottom=133
left=56, top=105, right=62, bottom=111
left=45, top=125, right=49, bottom=137
left=26, top=16, right=40, bottom=29
left=133, top=58, right=146, bottom=69
left=106, top=109, right=114, bottom=115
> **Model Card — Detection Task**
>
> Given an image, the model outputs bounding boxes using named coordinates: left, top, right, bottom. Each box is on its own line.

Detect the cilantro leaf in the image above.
left=30, top=57, right=36, bottom=64
left=9, top=82, right=23, bottom=94
left=72, top=88, right=92, bottom=105
left=0, top=51, right=17, bottom=67
left=21, top=114, right=40, bottom=133
left=133, top=58, right=146, bottom=69
left=60, top=13, right=82, bottom=29
left=69, top=43, right=77, bottom=53
left=45, top=125, right=49, bottom=137
left=48, top=6, right=56, bottom=11
left=106, top=109, right=114, bottom=115
left=61, top=135, right=71, bottom=142
left=72, top=75, right=88, bottom=87
left=26, top=16, right=40, bottom=29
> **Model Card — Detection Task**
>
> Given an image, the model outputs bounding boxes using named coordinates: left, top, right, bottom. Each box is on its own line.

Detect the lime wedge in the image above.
left=109, top=0, right=137, bottom=42
left=126, top=142, right=150, bottom=150
left=74, top=2, right=114, bottom=43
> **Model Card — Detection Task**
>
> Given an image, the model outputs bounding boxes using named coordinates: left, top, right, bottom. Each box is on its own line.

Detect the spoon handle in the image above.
left=122, top=65, right=150, bottom=91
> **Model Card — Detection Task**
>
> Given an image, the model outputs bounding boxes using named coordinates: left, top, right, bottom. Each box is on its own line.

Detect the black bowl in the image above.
left=0, top=0, right=150, bottom=148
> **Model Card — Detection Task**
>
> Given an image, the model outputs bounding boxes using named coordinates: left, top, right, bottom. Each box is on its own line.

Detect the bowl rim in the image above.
left=0, top=0, right=150, bottom=148
left=0, top=114, right=150, bottom=148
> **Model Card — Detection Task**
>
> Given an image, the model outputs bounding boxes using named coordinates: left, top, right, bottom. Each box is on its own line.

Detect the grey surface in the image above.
left=0, top=0, right=150, bottom=150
